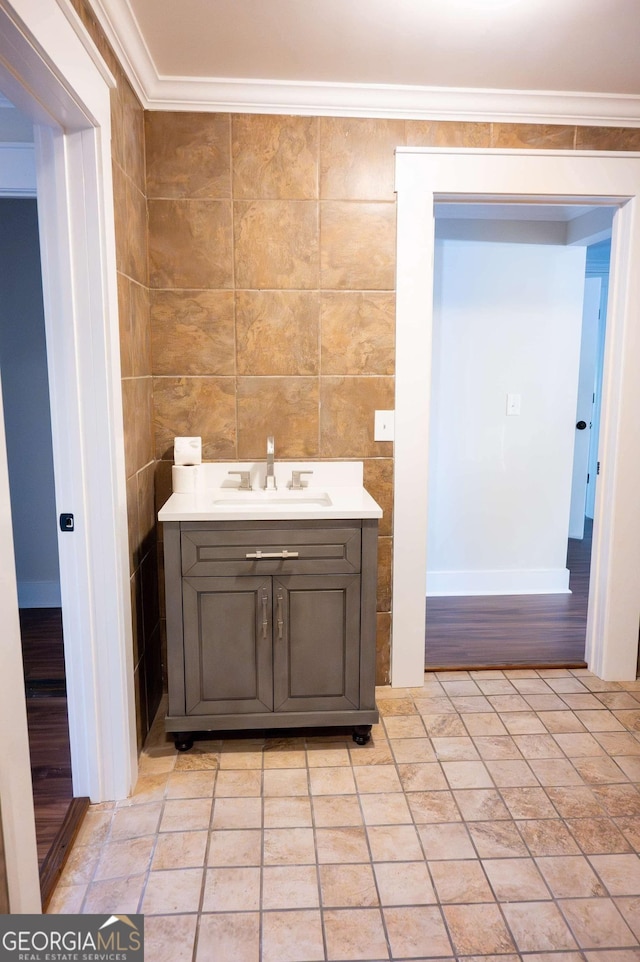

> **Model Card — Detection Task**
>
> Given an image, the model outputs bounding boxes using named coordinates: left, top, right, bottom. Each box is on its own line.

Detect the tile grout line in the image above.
left=190, top=755, right=220, bottom=962
left=307, top=738, right=329, bottom=962
left=257, top=754, right=265, bottom=962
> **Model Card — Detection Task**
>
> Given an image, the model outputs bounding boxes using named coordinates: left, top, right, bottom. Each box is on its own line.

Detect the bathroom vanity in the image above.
left=159, top=461, right=382, bottom=750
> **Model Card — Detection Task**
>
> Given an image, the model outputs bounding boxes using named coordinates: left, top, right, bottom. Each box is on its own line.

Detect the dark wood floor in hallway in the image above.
left=20, top=608, right=73, bottom=865
left=425, top=520, right=592, bottom=669
left=20, top=608, right=88, bottom=906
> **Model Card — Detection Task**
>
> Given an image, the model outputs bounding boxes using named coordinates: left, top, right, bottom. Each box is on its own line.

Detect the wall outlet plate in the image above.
left=374, top=410, right=395, bottom=441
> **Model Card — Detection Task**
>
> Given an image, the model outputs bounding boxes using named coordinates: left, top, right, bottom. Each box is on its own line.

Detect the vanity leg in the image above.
left=174, top=735, right=194, bottom=752
left=352, top=725, right=372, bottom=746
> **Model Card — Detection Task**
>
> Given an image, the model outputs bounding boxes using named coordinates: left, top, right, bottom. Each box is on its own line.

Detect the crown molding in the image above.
left=87, top=0, right=640, bottom=126
left=143, top=78, right=640, bottom=127
left=78, top=0, right=151, bottom=103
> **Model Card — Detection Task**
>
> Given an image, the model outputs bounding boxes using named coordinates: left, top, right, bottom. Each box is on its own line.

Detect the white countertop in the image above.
left=158, top=461, right=383, bottom=522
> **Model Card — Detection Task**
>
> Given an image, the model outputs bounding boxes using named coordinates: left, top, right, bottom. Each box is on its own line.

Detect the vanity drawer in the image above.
left=181, top=523, right=362, bottom=576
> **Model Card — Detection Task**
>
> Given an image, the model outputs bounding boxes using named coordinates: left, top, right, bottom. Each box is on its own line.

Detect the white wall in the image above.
left=427, top=238, right=587, bottom=595
left=0, top=99, right=33, bottom=143
left=0, top=198, right=60, bottom=606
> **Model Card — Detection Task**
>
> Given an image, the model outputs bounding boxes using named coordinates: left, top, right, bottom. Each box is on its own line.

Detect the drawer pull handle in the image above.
left=276, top=589, right=284, bottom=640
left=245, top=549, right=299, bottom=559
left=261, top=589, right=268, bottom=640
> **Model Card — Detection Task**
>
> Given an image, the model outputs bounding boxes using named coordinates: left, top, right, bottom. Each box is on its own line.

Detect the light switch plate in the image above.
left=374, top=410, right=395, bottom=441
left=506, top=393, right=521, bottom=416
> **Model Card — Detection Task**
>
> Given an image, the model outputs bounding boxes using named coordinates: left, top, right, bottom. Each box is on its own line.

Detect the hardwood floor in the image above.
left=21, top=609, right=66, bottom=687
left=19, top=608, right=87, bottom=906
left=425, top=520, right=592, bottom=669
left=20, top=609, right=73, bottom=864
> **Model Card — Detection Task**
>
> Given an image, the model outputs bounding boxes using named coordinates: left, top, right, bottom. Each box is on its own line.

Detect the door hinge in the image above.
left=597, top=462, right=601, bottom=475
left=587, top=473, right=590, bottom=484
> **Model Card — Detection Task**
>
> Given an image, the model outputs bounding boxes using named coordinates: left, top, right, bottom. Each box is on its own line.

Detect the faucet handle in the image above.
left=228, top=470, right=252, bottom=491
left=290, top=470, right=313, bottom=490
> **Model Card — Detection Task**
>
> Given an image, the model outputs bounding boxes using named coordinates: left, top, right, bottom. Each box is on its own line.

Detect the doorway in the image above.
left=392, top=147, right=640, bottom=688
left=0, top=193, right=90, bottom=904
left=423, top=204, right=611, bottom=670
left=0, top=0, right=136, bottom=911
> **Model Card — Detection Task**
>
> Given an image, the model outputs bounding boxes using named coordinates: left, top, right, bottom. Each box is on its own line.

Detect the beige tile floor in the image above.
left=48, top=668, right=640, bottom=961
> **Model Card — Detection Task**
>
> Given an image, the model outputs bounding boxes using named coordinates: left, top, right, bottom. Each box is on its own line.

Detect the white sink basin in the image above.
left=158, top=463, right=383, bottom=522
left=212, top=490, right=332, bottom=507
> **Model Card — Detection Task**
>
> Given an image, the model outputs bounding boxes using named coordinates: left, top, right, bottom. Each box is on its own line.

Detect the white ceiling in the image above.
left=434, top=202, right=614, bottom=246
left=435, top=204, right=599, bottom=222
left=88, top=0, right=640, bottom=124
left=128, top=0, right=639, bottom=92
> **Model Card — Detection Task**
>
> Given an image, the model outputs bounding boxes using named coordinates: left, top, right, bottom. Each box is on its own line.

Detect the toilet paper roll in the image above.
left=172, top=464, right=198, bottom=493
left=174, top=436, right=202, bottom=465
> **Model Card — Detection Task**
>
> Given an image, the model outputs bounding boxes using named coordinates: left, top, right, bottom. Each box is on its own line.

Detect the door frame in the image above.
left=392, top=147, right=640, bottom=686
left=0, top=0, right=137, bottom=910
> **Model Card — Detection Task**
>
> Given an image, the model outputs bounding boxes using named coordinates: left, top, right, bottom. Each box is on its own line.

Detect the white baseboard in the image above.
left=18, top=580, right=61, bottom=607
left=427, top=567, right=571, bottom=597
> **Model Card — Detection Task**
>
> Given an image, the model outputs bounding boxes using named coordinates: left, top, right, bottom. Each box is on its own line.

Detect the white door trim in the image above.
left=34, top=122, right=137, bottom=801
left=0, top=0, right=137, bottom=909
left=0, top=375, right=40, bottom=912
left=393, top=148, right=640, bottom=686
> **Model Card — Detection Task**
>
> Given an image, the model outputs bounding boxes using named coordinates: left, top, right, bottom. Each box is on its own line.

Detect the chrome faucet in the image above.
left=264, top=436, right=277, bottom=490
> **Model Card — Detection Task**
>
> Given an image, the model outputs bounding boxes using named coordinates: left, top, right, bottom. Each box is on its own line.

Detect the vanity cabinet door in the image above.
left=272, top=575, right=361, bottom=712
left=183, top=576, right=274, bottom=715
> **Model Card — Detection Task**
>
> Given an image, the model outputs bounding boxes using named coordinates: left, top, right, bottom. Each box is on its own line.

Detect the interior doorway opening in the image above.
left=423, top=201, right=613, bottom=670
left=0, top=113, right=89, bottom=905
left=393, top=147, right=640, bottom=688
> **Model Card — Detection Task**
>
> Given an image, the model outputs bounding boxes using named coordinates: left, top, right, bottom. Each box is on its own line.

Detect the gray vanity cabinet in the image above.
left=163, top=518, right=379, bottom=748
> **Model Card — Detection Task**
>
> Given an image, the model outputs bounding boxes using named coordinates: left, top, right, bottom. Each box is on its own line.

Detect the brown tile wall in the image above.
left=113, top=88, right=162, bottom=750
left=69, top=0, right=162, bottom=748
left=145, top=114, right=397, bottom=682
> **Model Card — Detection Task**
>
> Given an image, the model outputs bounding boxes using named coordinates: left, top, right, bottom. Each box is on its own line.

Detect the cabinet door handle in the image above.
left=245, top=549, right=299, bottom=559
left=261, top=589, right=269, bottom=640
left=276, top=589, right=284, bottom=640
